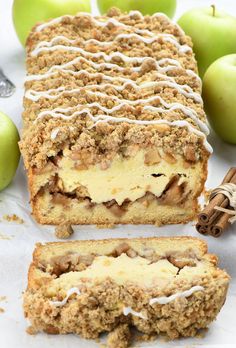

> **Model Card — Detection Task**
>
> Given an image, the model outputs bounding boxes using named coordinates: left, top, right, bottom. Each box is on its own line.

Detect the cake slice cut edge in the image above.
left=24, top=236, right=230, bottom=346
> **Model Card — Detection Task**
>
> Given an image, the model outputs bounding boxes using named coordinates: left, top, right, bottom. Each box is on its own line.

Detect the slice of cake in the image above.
left=20, top=8, right=212, bottom=226
left=23, top=237, right=229, bottom=347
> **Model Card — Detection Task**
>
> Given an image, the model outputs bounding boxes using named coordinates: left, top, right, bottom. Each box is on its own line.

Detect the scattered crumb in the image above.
left=135, top=333, right=157, bottom=342
left=0, top=296, right=7, bottom=302
left=0, top=233, right=12, bottom=240
left=26, top=326, right=38, bottom=335
left=55, top=223, right=74, bottom=239
left=195, top=328, right=208, bottom=339
left=0, top=307, right=5, bottom=313
left=96, top=223, right=115, bottom=229
left=99, top=345, right=106, bottom=348
left=3, top=214, right=24, bottom=224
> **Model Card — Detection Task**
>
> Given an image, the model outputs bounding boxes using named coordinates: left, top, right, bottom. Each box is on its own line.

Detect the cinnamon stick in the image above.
left=222, top=167, right=236, bottom=184
left=198, top=195, right=227, bottom=224
left=196, top=223, right=210, bottom=235
left=210, top=211, right=231, bottom=238
left=198, top=168, right=236, bottom=224
left=196, top=167, right=236, bottom=238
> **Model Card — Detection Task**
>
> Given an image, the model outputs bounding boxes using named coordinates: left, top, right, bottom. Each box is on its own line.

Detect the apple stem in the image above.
left=211, top=4, right=216, bottom=17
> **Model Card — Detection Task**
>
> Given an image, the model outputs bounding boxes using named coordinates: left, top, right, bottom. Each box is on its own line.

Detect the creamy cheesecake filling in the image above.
left=32, top=150, right=204, bottom=205
left=46, top=253, right=210, bottom=295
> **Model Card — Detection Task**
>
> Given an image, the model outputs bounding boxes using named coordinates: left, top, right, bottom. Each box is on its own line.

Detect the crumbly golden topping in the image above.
left=20, top=8, right=210, bottom=169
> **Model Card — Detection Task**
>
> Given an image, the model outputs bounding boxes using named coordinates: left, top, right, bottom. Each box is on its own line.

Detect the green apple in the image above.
left=0, top=112, right=20, bottom=191
left=97, top=0, right=176, bottom=18
left=203, top=55, right=236, bottom=144
left=13, top=0, right=91, bottom=46
left=178, top=6, right=236, bottom=78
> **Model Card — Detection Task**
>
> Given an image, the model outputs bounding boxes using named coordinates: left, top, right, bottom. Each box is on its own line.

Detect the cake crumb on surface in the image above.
left=135, top=333, right=157, bottom=342
left=0, top=233, right=12, bottom=240
left=55, top=223, right=74, bottom=239
left=3, top=214, right=24, bottom=224
left=195, top=328, right=208, bottom=339
left=0, top=308, right=5, bottom=313
left=0, top=296, right=7, bottom=302
left=26, top=326, right=38, bottom=335
left=96, top=223, right=115, bottom=229
left=107, top=324, right=131, bottom=348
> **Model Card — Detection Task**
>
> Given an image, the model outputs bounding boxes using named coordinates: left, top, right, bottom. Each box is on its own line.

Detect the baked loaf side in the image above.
left=24, top=237, right=229, bottom=346
left=20, top=9, right=211, bottom=225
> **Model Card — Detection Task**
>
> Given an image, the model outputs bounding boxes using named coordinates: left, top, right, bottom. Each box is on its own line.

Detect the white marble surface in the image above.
left=0, top=0, right=235, bottom=347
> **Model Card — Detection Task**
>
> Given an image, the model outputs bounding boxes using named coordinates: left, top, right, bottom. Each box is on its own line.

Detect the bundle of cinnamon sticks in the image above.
left=196, top=167, right=236, bottom=237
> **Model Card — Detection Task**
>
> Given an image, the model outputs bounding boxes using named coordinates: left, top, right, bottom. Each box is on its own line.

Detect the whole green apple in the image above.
left=97, top=0, right=176, bottom=18
left=203, top=55, right=236, bottom=144
left=178, top=6, right=236, bottom=78
left=0, top=112, right=20, bottom=191
left=13, top=0, right=91, bottom=46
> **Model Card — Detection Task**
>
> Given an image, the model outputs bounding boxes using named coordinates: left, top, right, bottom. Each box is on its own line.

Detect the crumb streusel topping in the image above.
left=20, top=8, right=211, bottom=169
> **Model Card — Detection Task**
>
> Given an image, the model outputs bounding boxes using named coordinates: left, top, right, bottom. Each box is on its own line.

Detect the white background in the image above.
left=0, top=0, right=235, bottom=347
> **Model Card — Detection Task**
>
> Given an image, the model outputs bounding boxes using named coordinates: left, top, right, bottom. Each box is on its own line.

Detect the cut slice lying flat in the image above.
left=24, top=237, right=230, bottom=347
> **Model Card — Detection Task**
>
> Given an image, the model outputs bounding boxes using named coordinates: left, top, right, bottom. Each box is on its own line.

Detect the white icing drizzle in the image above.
left=48, top=285, right=204, bottom=310
left=26, top=57, right=184, bottom=75
left=35, top=10, right=189, bottom=50
left=31, top=31, right=190, bottom=57
left=31, top=32, right=184, bottom=51
left=123, top=306, right=147, bottom=320
left=25, top=54, right=200, bottom=84
left=27, top=11, right=211, bottom=153
left=143, top=105, right=208, bottom=135
left=50, top=127, right=60, bottom=140
left=32, top=44, right=157, bottom=63
left=36, top=15, right=73, bottom=32
left=35, top=92, right=208, bottom=135
left=25, top=78, right=202, bottom=104
left=48, top=285, right=203, bottom=314
left=25, top=58, right=175, bottom=81
left=35, top=106, right=212, bottom=153
left=149, top=286, right=204, bottom=306
left=25, top=69, right=177, bottom=98
left=49, top=287, right=81, bottom=307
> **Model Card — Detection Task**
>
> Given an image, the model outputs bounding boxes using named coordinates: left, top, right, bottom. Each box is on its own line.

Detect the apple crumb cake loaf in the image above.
left=24, top=237, right=229, bottom=347
left=19, top=8, right=212, bottom=226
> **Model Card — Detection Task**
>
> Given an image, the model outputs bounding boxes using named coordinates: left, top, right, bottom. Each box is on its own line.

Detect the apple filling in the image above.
left=31, top=149, right=204, bottom=219
left=46, top=176, right=190, bottom=218
left=39, top=242, right=199, bottom=277
left=39, top=242, right=206, bottom=296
